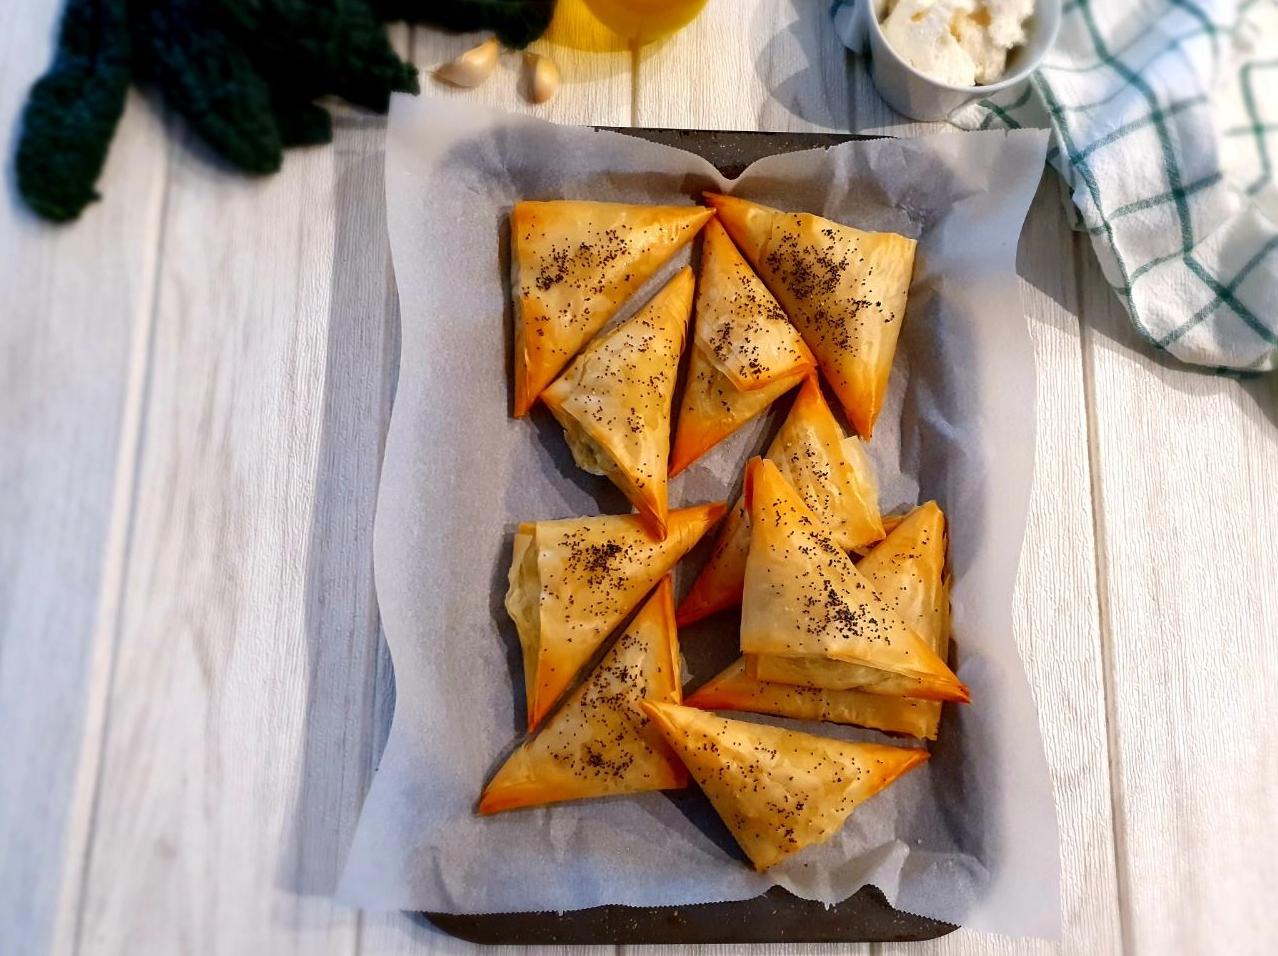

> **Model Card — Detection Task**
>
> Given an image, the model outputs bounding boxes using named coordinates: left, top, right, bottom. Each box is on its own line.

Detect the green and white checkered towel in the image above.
left=834, top=0, right=1278, bottom=372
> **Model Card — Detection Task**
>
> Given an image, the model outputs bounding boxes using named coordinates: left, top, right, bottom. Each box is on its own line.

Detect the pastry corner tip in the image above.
left=674, top=600, right=706, bottom=629
left=741, top=455, right=767, bottom=507
left=937, top=677, right=971, bottom=704
left=681, top=688, right=717, bottom=712
left=475, top=788, right=502, bottom=816
left=525, top=704, right=546, bottom=732
left=642, top=516, right=669, bottom=541
left=512, top=390, right=535, bottom=418
left=702, top=192, right=741, bottom=215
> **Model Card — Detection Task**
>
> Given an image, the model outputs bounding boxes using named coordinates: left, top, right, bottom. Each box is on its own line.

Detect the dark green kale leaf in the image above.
left=15, top=0, right=422, bottom=221
left=15, top=0, right=133, bottom=222
left=133, top=0, right=285, bottom=174
left=219, top=0, right=420, bottom=113
left=270, top=97, right=334, bottom=148
left=375, top=0, right=557, bottom=49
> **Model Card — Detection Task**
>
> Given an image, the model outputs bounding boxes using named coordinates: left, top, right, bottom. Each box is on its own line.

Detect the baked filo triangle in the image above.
left=684, top=657, right=940, bottom=740
left=740, top=458, right=967, bottom=703
left=641, top=701, right=928, bottom=870
left=506, top=502, right=726, bottom=730
left=676, top=376, right=884, bottom=626
left=704, top=193, right=916, bottom=439
left=543, top=267, right=694, bottom=539
left=512, top=200, right=713, bottom=417
left=479, top=577, right=687, bottom=814
left=669, top=218, right=814, bottom=475
left=753, top=503, right=950, bottom=735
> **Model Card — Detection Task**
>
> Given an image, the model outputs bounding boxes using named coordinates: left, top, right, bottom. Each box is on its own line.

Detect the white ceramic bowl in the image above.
left=861, top=0, right=1062, bottom=122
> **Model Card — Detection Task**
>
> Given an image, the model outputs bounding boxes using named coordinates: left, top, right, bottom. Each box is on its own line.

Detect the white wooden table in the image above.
left=3, top=2, right=1276, bottom=954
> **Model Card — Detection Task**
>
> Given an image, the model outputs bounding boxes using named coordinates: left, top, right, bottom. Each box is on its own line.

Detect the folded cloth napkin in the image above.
left=834, top=0, right=1278, bottom=372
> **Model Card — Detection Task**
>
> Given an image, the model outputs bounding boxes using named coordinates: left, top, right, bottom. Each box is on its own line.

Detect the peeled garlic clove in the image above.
left=526, top=53, right=560, bottom=105
left=435, top=38, right=500, bottom=88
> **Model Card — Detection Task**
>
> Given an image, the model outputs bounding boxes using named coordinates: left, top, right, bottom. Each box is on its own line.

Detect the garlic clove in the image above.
left=525, top=53, right=560, bottom=105
left=435, top=37, right=500, bottom=88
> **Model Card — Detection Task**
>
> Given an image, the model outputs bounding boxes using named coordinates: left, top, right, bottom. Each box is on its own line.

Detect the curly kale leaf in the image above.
left=271, top=97, right=333, bottom=148
left=16, top=0, right=132, bottom=222
left=133, top=0, right=284, bottom=174
left=15, top=0, right=420, bottom=219
left=218, top=0, right=419, bottom=113
left=375, top=0, right=557, bottom=49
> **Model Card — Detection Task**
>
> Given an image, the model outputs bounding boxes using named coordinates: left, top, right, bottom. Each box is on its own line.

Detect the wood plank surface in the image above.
left=633, top=0, right=911, bottom=134
left=0, top=2, right=169, bottom=955
left=63, top=27, right=417, bottom=949
left=1079, top=251, right=1278, bottom=956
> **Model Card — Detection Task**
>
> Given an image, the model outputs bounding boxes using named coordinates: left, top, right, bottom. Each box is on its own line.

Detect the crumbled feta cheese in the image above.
left=880, top=0, right=1035, bottom=87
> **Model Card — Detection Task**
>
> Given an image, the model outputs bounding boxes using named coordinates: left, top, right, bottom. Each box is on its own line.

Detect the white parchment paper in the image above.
left=338, top=94, right=1059, bottom=938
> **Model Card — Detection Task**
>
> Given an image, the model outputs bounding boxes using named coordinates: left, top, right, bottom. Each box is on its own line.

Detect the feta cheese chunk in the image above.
left=880, top=0, right=1035, bottom=87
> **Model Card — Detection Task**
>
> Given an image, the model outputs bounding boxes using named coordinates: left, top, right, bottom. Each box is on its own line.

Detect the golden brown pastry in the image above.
left=741, top=458, right=967, bottom=703
left=684, top=658, right=940, bottom=740
left=542, top=268, right=693, bottom=539
left=642, top=701, right=928, bottom=870
left=754, top=502, right=950, bottom=732
left=674, top=496, right=749, bottom=627
left=673, top=362, right=806, bottom=481
left=676, top=376, right=884, bottom=625
left=879, top=511, right=908, bottom=536
left=479, top=577, right=687, bottom=814
left=507, top=503, right=725, bottom=730
left=512, top=200, right=713, bottom=417
left=669, top=219, right=814, bottom=475
left=704, top=193, right=916, bottom=439
left=768, top=375, right=885, bottom=551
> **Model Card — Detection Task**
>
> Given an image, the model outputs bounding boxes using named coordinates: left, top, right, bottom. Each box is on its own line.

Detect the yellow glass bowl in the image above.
left=583, top=0, right=709, bottom=42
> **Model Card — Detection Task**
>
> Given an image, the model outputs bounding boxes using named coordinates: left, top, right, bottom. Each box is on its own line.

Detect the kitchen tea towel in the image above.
left=835, top=0, right=1278, bottom=372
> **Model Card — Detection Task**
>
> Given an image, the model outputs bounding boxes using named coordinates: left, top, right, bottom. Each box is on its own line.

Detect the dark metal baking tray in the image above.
left=424, top=127, right=955, bottom=947
left=429, top=885, right=954, bottom=945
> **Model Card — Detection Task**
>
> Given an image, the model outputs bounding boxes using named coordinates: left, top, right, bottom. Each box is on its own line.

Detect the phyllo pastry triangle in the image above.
left=479, top=577, right=687, bottom=814
left=754, top=503, right=950, bottom=733
left=703, top=193, right=916, bottom=439
left=676, top=376, right=884, bottom=626
left=669, top=219, right=814, bottom=474
left=641, top=701, right=927, bottom=870
left=740, top=459, right=966, bottom=703
left=512, top=200, right=713, bottom=417
left=543, top=268, right=693, bottom=539
left=684, top=657, right=940, bottom=740
left=761, top=375, right=884, bottom=551
left=506, top=503, right=725, bottom=730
